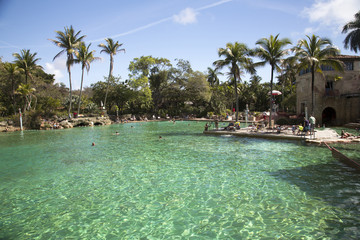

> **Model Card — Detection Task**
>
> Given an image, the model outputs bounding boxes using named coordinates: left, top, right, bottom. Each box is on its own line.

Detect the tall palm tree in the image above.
left=98, top=38, right=125, bottom=110
left=293, top=34, right=344, bottom=115
left=49, top=25, right=85, bottom=117
left=74, top=42, right=100, bottom=115
left=255, top=34, right=291, bottom=126
left=3, top=62, right=20, bottom=114
left=13, top=49, right=42, bottom=85
left=214, top=42, right=255, bottom=121
left=207, top=67, right=222, bottom=87
left=342, top=11, right=360, bottom=53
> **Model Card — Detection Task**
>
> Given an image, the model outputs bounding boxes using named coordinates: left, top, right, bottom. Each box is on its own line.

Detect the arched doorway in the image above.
left=322, top=107, right=336, bottom=126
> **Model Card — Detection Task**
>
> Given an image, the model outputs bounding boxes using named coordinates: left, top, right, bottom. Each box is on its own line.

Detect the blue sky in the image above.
left=1, top=0, right=360, bottom=90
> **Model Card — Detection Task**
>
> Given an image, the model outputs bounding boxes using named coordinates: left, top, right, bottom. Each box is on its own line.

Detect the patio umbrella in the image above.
left=268, top=90, right=282, bottom=95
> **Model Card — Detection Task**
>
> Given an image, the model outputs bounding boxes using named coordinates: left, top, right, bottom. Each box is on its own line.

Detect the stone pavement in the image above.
left=203, top=127, right=360, bottom=144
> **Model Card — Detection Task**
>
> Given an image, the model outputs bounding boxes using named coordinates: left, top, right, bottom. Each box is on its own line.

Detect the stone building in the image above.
left=296, top=55, right=360, bottom=126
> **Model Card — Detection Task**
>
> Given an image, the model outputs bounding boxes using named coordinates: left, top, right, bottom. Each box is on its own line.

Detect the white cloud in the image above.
left=304, top=26, right=320, bottom=35
left=173, top=8, right=198, bottom=25
left=302, top=0, right=360, bottom=27
left=44, top=58, right=66, bottom=83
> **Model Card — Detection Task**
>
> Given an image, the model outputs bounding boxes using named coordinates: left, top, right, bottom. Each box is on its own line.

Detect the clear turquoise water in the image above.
left=1, top=121, right=360, bottom=239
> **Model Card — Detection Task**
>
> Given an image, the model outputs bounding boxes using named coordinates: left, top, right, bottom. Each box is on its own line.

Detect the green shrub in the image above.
left=276, top=118, right=303, bottom=126
left=290, top=119, right=302, bottom=125
left=276, top=118, right=289, bottom=125
left=24, top=110, right=42, bottom=129
left=158, top=109, right=168, bottom=118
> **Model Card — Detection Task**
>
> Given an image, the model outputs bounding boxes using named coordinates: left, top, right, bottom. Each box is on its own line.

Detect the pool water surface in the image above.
left=0, top=121, right=359, bottom=239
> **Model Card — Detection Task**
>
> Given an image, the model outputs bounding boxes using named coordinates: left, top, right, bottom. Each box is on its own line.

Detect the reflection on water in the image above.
left=0, top=121, right=359, bottom=239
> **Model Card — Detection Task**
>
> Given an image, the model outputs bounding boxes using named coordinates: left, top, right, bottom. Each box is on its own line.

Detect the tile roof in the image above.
left=331, top=55, right=360, bottom=60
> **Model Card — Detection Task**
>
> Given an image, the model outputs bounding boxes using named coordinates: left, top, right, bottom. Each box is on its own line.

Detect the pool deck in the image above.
left=203, top=127, right=360, bottom=145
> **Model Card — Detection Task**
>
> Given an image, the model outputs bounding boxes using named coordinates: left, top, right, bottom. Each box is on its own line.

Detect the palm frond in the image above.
left=342, top=11, right=360, bottom=53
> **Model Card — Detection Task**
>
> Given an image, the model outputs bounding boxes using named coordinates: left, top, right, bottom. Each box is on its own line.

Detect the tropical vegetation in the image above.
left=213, top=42, right=255, bottom=121
left=98, top=38, right=125, bottom=110
left=49, top=25, right=86, bottom=117
left=0, top=23, right=354, bottom=129
left=74, top=42, right=100, bottom=115
left=255, top=34, right=292, bottom=125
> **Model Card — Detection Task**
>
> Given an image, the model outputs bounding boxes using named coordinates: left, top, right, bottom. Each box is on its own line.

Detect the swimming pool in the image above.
left=1, top=121, right=359, bottom=239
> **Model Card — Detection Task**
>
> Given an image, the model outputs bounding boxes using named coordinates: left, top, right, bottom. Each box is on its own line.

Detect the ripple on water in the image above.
left=0, top=121, right=360, bottom=239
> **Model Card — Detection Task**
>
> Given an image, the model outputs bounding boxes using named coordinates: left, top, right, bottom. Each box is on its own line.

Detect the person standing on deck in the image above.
left=309, top=115, right=316, bottom=134
left=215, top=120, right=219, bottom=130
left=304, top=117, right=310, bottom=135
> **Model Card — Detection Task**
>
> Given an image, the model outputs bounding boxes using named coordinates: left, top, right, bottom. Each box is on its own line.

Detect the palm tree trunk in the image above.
left=23, top=101, right=27, bottom=114
left=28, top=95, right=32, bottom=111
left=269, top=65, right=274, bottom=128
left=25, top=69, right=28, bottom=85
left=311, top=65, right=315, bottom=115
left=234, top=73, right=239, bottom=122
left=33, top=95, right=37, bottom=110
left=11, top=78, right=16, bottom=115
left=11, top=95, right=16, bottom=115
left=77, top=68, right=85, bottom=116
left=24, top=94, right=31, bottom=113
left=68, top=68, right=73, bottom=118
left=104, top=55, right=114, bottom=110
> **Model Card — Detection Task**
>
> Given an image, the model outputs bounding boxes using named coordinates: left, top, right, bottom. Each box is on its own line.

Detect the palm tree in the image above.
left=3, top=62, right=20, bottom=114
left=13, top=49, right=42, bottom=85
left=15, top=83, right=36, bottom=113
left=342, top=11, right=360, bottom=53
left=277, top=58, right=298, bottom=112
left=98, top=38, right=125, bottom=110
left=279, top=57, right=298, bottom=95
left=255, top=34, right=291, bottom=127
left=74, top=42, right=100, bottom=115
left=214, top=42, right=255, bottom=121
left=207, top=67, right=222, bottom=87
left=293, top=34, right=344, bottom=115
left=49, top=25, right=85, bottom=117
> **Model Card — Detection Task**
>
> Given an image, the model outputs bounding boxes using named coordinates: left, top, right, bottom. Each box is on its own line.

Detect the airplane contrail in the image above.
left=89, top=0, right=233, bottom=43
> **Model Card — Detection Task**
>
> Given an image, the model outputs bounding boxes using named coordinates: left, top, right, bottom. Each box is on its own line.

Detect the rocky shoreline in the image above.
left=0, top=116, right=112, bottom=132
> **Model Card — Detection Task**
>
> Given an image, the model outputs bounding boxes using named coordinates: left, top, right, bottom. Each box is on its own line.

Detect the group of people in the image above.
left=204, top=120, right=219, bottom=131
left=294, top=115, right=316, bottom=136
left=203, top=116, right=360, bottom=140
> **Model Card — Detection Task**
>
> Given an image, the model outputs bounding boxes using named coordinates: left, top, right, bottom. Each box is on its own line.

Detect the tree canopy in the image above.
left=6, top=25, right=354, bottom=126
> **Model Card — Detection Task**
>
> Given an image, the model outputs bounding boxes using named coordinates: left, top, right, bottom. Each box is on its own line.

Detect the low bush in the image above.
left=276, top=118, right=289, bottom=125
